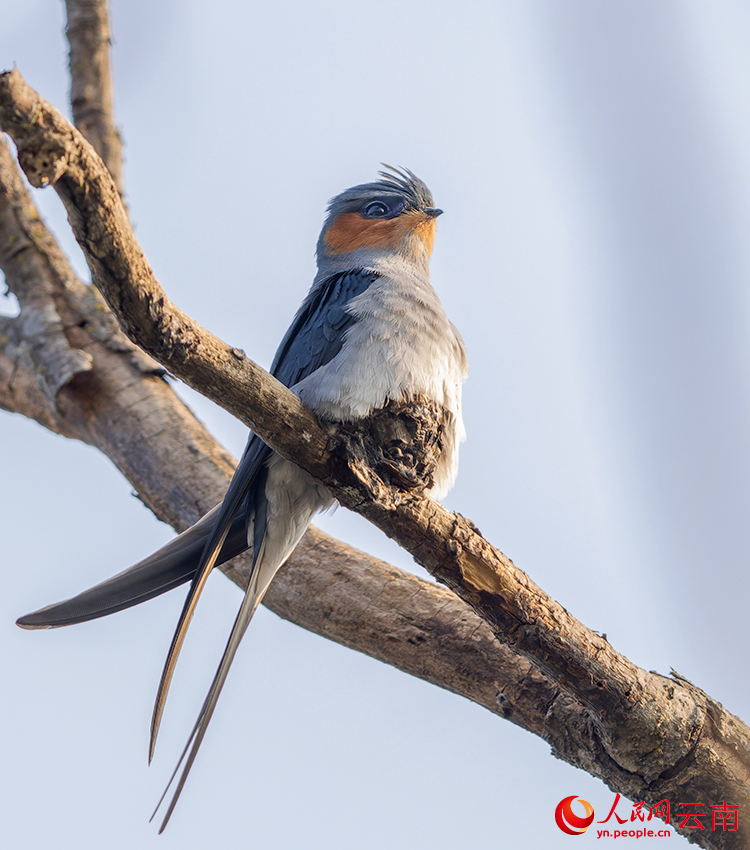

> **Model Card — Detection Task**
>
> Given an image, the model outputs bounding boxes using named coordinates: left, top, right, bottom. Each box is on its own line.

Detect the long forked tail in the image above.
left=152, top=550, right=269, bottom=833
left=150, top=452, right=331, bottom=830
left=15, top=502, right=253, bottom=630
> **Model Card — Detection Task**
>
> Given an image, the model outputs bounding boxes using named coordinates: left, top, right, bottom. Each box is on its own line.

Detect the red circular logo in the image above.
left=555, top=796, right=595, bottom=835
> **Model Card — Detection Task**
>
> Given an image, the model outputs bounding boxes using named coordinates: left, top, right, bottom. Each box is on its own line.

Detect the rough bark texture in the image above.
left=64, top=0, right=124, bottom=197
left=2, top=64, right=750, bottom=849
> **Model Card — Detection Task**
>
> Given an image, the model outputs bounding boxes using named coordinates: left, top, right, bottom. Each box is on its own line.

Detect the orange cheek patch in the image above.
left=324, top=212, right=402, bottom=255
left=324, top=211, right=437, bottom=256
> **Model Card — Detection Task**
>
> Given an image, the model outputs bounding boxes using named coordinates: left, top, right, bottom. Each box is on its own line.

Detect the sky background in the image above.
left=2, top=1, right=750, bottom=847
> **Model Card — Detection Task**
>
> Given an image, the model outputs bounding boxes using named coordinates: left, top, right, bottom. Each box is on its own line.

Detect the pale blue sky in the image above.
left=2, top=2, right=750, bottom=847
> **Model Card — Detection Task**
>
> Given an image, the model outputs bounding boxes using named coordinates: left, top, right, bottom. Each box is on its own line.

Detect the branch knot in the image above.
left=331, top=395, right=447, bottom=506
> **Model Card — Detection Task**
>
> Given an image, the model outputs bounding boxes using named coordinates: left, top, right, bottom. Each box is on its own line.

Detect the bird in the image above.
left=16, top=166, right=468, bottom=830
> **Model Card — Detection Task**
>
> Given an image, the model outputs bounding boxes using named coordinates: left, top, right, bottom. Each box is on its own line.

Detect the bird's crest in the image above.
left=326, top=165, right=435, bottom=213
left=374, top=165, right=435, bottom=209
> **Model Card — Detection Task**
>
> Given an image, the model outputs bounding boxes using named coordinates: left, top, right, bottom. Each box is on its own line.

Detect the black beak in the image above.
left=425, top=208, right=443, bottom=218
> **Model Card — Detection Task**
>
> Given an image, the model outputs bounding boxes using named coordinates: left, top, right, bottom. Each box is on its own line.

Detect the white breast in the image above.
left=295, top=258, right=468, bottom=497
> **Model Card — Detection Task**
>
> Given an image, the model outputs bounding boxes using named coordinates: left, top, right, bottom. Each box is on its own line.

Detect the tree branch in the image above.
left=2, top=68, right=749, bottom=848
left=64, top=0, right=124, bottom=198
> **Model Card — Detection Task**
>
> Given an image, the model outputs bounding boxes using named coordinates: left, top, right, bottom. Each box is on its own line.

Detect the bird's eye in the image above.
left=363, top=201, right=390, bottom=218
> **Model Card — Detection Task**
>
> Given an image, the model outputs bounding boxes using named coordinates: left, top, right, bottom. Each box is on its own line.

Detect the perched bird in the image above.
left=17, top=167, right=468, bottom=830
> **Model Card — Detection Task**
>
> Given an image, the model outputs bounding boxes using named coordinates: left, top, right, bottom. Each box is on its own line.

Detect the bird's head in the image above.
left=317, top=166, right=442, bottom=270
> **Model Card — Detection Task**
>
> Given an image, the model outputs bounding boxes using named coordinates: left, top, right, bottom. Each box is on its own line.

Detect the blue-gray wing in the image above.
left=223, top=267, right=380, bottom=552
left=210, top=267, right=379, bottom=563
left=17, top=269, right=378, bottom=629
left=15, top=502, right=253, bottom=628
left=271, top=268, right=379, bottom=387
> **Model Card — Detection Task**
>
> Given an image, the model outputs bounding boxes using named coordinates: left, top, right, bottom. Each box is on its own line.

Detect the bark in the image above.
left=1, top=66, right=749, bottom=849
left=64, top=0, right=124, bottom=197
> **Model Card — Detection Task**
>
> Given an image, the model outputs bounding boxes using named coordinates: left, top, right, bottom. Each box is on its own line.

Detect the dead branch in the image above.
left=64, top=0, right=124, bottom=197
